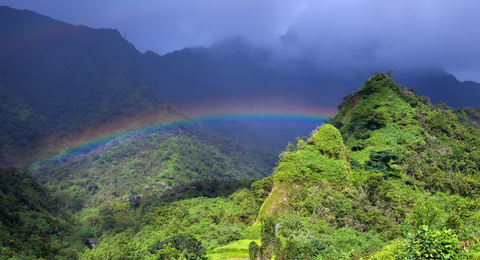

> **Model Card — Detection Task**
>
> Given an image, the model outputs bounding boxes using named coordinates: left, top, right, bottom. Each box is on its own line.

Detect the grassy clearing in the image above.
left=207, top=239, right=260, bottom=260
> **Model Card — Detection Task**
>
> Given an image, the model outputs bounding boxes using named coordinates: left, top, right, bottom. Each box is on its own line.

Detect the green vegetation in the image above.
left=78, top=177, right=271, bottom=259
left=3, top=72, right=480, bottom=259
left=0, top=167, right=84, bottom=259
left=0, top=84, right=52, bottom=166
left=332, top=72, right=480, bottom=194
left=455, top=107, right=480, bottom=129
left=9, top=7, right=480, bottom=259
left=74, top=70, right=480, bottom=259
left=207, top=239, right=259, bottom=259
left=257, top=124, right=351, bottom=220
left=245, top=72, right=480, bottom=259
left=31, top=131, right=271, bottom=211
left=396, top=225, right=466, bottom=259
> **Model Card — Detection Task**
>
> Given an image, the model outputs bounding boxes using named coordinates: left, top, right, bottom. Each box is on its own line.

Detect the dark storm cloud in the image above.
left=1, top=0, right=479, bottom=81
left=0, top=0, right=307, bottom=54
left=279, top=0, right=480, bottom=81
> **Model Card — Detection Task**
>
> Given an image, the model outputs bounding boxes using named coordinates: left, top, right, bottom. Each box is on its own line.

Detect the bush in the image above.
left=148, top=234, right=207, bottom=260
left=249, top=241, right=260, bottom=260
left=395, top=225, right=467, bottom=259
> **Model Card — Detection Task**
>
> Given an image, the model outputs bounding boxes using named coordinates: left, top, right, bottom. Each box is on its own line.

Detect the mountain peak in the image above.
left=257, top=124, right=351, bottom=219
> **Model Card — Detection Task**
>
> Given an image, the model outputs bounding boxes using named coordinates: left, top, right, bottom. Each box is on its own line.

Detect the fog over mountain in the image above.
left=1, top=2, right=479, bottom=154
left=2, top=0, right=479, bottom=82
left=2, top=4, right=480, bottom=259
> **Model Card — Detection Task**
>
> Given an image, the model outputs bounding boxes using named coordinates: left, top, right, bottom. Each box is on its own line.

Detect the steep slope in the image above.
left=0, top=6, right=146, bottom=126
left=76, top=74, right=480, bottom=259
left=0, top=6, right=164, bottom=165
left=0, top=83, right=52, bottom=165
left=30, top=128, right=276, bottom=212
left=455, top=107, right=480, bottom=130
left=246, top=73, right=480, bottom=259
left=0, top=167, right=85, bottom=259
left=2, top=6, right=478, bottom=157
left=331, top=72, right=480, bottom=194
left=258, top=124, right=351, bottom=219
left=0, top=9, right=279, bottom=259
left=0, top=7, right=278, bottom=169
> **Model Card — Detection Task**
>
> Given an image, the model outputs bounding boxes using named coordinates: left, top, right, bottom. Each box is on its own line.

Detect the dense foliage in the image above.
left=0, top=84, right=52, bottom=165
left=3, top=72, right=480, bottom=259
left=4, top=7, right=480, bottom=260
left=0, top=167, right=84, bottom=259
left=455, top=107, right=480, bottom=130
left=245, top=73, right=480, bottom=259
left=30, top=129, right=275, bottom=210
left=395, top=226, right=465, bottom=259
left=79, top=177, right=272, bottom=259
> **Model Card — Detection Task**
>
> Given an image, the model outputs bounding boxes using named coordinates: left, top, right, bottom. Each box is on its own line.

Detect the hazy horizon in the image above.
left=1, top=0, right=479, bottom=82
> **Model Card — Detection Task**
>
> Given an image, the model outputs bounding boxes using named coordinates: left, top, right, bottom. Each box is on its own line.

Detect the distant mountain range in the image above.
left=1, top=6, right=480, bottom=259
left=1, top=6, right=479, bottom=163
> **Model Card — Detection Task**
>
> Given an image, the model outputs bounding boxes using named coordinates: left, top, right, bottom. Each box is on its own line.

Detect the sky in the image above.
left=1, top=0, right=479, bottom=82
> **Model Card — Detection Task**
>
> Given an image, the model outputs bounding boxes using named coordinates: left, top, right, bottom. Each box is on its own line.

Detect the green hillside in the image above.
left=0, top=6, right=147, bottom=127
left=31, top=129, right=276, bottom=212
left=3, top=7, right=480, bottom=260
left=249, top=72, right=480, bottom=259
left=0, top=8, right=281, bottom=259
left=76, top=74, right=480, bottom=259
left=332, top=72, right=480, bottom=193
left=0, top=83, right=53, bottom=166
left=455, top=107, right=480, bottom=130
left=0, top=167, right=85, bottom=259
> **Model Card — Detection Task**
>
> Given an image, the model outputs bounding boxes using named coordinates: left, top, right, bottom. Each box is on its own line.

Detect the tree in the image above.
left=259, top=217, right=276, bottom=260
left=249, top=241, right=260, bottom=260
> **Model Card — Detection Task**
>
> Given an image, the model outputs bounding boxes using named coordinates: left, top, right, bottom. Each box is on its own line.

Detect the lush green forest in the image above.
left=30, top=129, right=276, bottom=211
left=2, top=6, right=480, bottom=260
left=455, top=107, right=480, bottom=130
left=3, top=73, right=473, bottom=259
left=0, top=83, right=52, bottom=165
left=0, top=167, right=85, bottom=259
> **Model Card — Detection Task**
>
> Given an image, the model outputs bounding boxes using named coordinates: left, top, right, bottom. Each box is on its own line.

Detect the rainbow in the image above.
left=28, top=108, right=336, bottom=167
left=0, top=7, right=339, bottom=166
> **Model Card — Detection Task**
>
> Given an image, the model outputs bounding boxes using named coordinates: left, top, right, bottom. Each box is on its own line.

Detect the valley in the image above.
left=1, top=5, right=480, bottom=260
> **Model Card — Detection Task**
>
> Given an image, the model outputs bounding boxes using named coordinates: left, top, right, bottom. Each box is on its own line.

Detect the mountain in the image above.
left=394, top=68, right=480, bottom=109
left=0, top=6, right=146, bottom=126
left=2, top=6, right=480, bottom=258
left=332, top=72, right=480, bottom=185
left=0, top=6, right=158, bottom=165
left=140, top=39, right=342, bottom=151
left=0, top=6, right=277, bottom=168
left=0, top=8, right=279, bottom=258
left=141, top=40, right=480, bottom=153
left=2, top=6, right=478, bottom=158
left=0, top=5, right=277, bottom=197
left=78, top=73, right=480, bottom=259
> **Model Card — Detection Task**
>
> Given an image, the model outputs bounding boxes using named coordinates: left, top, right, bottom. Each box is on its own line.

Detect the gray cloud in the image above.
left=280, top=0, right=480, bottom=81
left=0, top=0, right=307, bottom=54
left=1, top=0, right=479, bottom=81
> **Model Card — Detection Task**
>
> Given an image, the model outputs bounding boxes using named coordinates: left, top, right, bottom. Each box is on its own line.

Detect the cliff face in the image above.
left=258, top=124, right=351, bottom=219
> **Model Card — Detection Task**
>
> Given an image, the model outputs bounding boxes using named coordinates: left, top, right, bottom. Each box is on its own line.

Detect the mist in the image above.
left=2, top=0, right=479, bottom=81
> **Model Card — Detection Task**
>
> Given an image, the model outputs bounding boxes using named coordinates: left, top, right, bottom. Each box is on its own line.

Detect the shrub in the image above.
left=249, top=241, right=260, bottom=260
left=395, top=225, right=467, bottom=259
